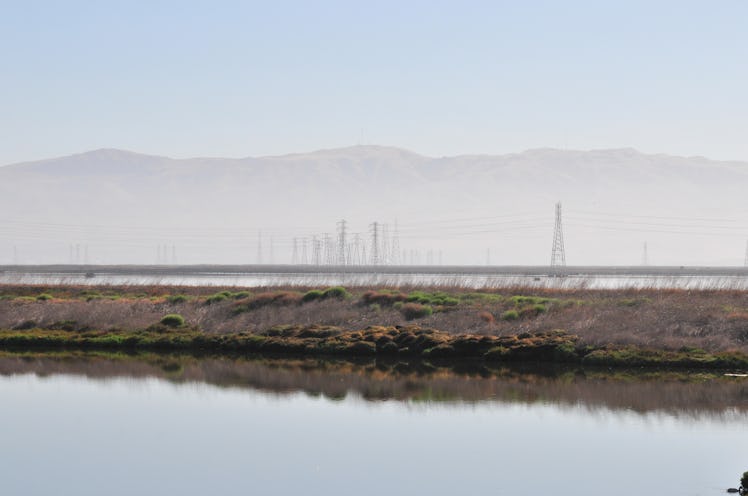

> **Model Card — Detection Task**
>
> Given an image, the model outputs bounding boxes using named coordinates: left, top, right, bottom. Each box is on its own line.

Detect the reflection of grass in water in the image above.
left=0, top=350, right=746, bottom=416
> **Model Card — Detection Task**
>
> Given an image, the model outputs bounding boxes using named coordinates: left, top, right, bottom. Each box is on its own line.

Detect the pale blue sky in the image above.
left=2, top=0, right=747, bottom=165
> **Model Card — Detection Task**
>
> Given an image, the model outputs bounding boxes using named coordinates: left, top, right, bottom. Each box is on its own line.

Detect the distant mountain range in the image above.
left=2, top=146, right=747, bottom=265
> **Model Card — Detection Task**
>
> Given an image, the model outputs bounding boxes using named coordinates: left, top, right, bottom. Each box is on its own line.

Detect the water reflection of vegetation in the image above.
left=0, top=350, right=746, bottom=417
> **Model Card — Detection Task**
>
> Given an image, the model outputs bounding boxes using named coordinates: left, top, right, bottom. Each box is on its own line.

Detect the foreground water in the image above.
left=0, top=354, right=746, bottom=496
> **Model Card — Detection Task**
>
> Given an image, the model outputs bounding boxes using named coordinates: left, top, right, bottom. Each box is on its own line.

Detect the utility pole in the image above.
left=336, top=220, right=347, bottom=265
left=744, top=240, right=748, bottom=267
left=256, top=231, right=263, bottom=265
left=642, top=242, right=648, bottom=266
left=550, top=202, right=566, bottom=269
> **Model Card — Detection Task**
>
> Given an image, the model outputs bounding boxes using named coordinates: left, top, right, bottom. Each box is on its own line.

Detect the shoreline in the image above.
left=1, top=325, right=747, bottom=370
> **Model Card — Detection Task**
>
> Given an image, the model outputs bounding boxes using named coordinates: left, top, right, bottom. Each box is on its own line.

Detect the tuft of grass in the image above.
left=322, top=286, right=351, bottom=299
left=360, top=290, right=407, bottom=306
left=232, top=291, right=303, bottom=314
left=478, top=311, right=495, bottom=324
left=205, top=293, right=229, bottom=305
left=160, top=314, right=186, bottom=328
left=400, top=303, right=433, bottom=320
left=302, top=289, right=324, bottom=302
left=501, top=309, right=519, bottom=321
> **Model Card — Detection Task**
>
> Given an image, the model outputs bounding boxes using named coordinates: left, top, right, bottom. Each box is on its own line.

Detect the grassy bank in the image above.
left=0, top=325, right=746, bottom=369
left=1, top=283, right=748, bottom=369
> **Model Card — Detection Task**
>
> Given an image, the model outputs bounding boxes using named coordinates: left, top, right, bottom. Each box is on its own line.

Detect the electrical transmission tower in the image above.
left=292, top=238, right=298, bottom=265
left=301, top=238, right=308, bottom=265
left=351, top=233, right=362, bottom=265
left=744, top=240, right=748, bottom=267
left=256, top=231, right=263, bottom=265
left=642, top=242, right=648, bottom=266
left=311, top=236, right=321, bottom=265
left=336, top=220, right=347, bottom=265
left=369, top=222, right=379, bottom=265
left=391, top=220, right=400, bottom=265
left=550, top=202, right=566, bottom=269
left=323, top=233, right=334, bottom=265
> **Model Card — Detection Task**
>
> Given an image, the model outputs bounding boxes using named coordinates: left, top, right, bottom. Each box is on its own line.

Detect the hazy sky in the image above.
left=2, top=0, right=747, bottom=165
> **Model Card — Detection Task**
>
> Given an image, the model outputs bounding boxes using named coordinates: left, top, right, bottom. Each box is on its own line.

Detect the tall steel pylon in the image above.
left=336, top=220, right=347, bottom=265
left=642, top=242, right=648, bottom=266
left=369, top=222, right=379, bottom=265
left=550, top=202, right=566, bottom=268
left=744, top=240, right=748, bottom=267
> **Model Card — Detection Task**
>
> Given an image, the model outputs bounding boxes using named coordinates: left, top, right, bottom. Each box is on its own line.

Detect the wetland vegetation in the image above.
left=2, top=284, right=748, bottom=369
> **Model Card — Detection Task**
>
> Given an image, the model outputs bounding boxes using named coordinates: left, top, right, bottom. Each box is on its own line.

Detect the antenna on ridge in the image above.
left=550, top=202, right=566, bottom=270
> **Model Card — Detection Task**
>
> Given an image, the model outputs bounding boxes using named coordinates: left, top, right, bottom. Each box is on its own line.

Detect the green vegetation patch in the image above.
left=160, top=314, right=186, bottom=328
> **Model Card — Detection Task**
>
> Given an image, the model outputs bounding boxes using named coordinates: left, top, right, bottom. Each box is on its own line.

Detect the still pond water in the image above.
left=0, top=354, right=746, bottom=496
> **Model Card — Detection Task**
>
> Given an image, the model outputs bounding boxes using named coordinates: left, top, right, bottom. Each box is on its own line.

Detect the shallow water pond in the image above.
left=0, top=354, right=746, bottom=496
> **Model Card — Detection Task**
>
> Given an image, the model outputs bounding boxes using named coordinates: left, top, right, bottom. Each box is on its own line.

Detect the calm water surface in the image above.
left=4, top=271, right=748, bottom=289
left=0, top=355, right=746, bottom=496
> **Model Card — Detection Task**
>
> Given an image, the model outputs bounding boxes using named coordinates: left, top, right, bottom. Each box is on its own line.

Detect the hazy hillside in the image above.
left=2, top=146, right=747, bottom=265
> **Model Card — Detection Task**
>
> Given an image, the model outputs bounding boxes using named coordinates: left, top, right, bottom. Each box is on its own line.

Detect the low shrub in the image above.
left=406, top=291, right=459, bottom=307
left=360, top=290, right=407, bottom=306
left=205, top=293, right=228, bottom=305
left=400, top=303, right=433, bottom=320
left=519, top=304, right=546, bottom=318
left=478, top=311, right=495, bottom=324
left=166, top=294, right=189, bottom=304
left=231, top=291, right=251, bottom=299
left=511, top=295, right=550, bottom=306
left=322, top=286, right=351, bottom=299
left=302, top=289, right=324, bottom=302
left=233, top=291, right=303, bottom=314
left=36, top=294, right=54, bottom=301
left=741, top=471, right=748, bottom=488
left=160, top=314, right=186, bottom=328
left=501, top=310, right=519, bottom=321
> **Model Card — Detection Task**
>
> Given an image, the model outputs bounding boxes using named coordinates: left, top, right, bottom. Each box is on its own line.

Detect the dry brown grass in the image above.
left=3, top=284, right=748, bottom=352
